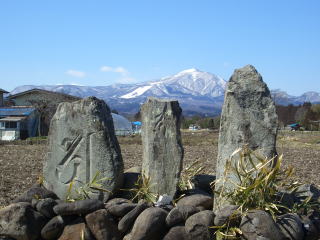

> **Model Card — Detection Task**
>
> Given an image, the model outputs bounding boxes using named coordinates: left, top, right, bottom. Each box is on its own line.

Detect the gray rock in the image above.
left=240, top=210, right=287, bottom=240
left=215, top=65, right=278, bottom=208
left=141, top=97, right=184, bottom=197
left=301, top=214, right=320, bottom=240
left=185, top=210, right=215, bottom=240
left=214, top=205, right=240, bottom=226
left=295, top=184, right=320, bottom=201
left=107, top=203, right=137, bottom=217
left=177, top=193, right=213, bottom=210
left=118, top=201, right=149, bottom=233
left=190, top=174, right=215, bottom=195
left=53, top=199, right=104, bottom=216
left=117, top=168, right=141, bottom=199
left=166, top=205, right=199, bottom=227
left=105, top=197, right=132, bottom=208
left=44, top=97, right=124, bottom=201
left=163, top=226, right=189, bottom=240
left=41, top=215, right=65, bottom=240
left=36, top=198, right=57, bottom=218
left=13, top=184, right=58, bottom=203
left=130, top=207, right=168, bottom=240
left=0, top=202, right=47, bottom=240
left=277, top=213, right=304, bottom=240
left=58, top=222, right=93, bottom=240
left=85, top=209, right=121, bottom=240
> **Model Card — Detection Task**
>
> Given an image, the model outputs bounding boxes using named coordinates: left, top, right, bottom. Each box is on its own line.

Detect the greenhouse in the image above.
left=111, top=113, right=133, bottom=136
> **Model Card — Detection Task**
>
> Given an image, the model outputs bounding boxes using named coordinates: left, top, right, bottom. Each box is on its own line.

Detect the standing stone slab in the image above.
left=141, top=97, right=184, bottom=197
left=44, top=97, right=124, bottom=201
left=214, top=65, right=278, bottom=208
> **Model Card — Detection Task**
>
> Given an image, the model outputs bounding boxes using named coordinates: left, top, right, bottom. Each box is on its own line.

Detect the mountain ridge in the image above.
left=7, top=69, right=320, bottom=116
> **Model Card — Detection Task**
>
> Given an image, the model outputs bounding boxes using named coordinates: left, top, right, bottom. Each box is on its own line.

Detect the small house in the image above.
left=0, top=106, right=39, bottom=140
left=189, top=124, right=200, bottom=131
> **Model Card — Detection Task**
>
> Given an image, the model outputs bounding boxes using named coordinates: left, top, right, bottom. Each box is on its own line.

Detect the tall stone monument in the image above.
left=214, top=65, right=278, bottom=208
left=43, top=97, right=124, bottom=201
left=141, top=97, right=184, bottom=197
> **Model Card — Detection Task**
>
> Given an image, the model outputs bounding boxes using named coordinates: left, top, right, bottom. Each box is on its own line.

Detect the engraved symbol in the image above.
left=55, top=135, right=83, bottom=184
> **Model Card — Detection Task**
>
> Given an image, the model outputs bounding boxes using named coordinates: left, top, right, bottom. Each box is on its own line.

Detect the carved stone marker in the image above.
left=43, top=97, right=123, bottom=201
left=141, top=97, right=184, bottom=197
left=214, top=65, right=278, bottom=208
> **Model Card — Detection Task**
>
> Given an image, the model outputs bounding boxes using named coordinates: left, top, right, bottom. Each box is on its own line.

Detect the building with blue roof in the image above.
left=0, top=89, right=39, bottom=140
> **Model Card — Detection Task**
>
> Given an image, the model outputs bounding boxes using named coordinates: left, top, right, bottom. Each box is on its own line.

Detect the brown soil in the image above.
left=1, top=130, right=319, bottom=206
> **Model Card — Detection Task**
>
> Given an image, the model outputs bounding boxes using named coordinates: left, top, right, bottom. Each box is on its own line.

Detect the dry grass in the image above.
left=0, top=130, right=319, bottom=206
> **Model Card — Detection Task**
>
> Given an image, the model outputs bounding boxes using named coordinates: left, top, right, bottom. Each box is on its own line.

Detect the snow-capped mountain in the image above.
left=8, top=69, right=227, bottom=116
left=7, top=69, right=320, bottom=116
left=271, top=90, right=320, bottom=106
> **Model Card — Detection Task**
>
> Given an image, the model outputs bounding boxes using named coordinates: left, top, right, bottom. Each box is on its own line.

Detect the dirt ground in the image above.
left=1, top=130, right=319, bottom=206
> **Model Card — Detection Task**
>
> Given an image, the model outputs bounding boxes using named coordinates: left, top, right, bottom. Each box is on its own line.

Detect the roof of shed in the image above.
left=0, top=88, right=9, bottom=93
left=7, top=88, right=81, bottom=100
left=0, top=107, right=36, bottom=117
left=0, top=116, right=27, bottom=122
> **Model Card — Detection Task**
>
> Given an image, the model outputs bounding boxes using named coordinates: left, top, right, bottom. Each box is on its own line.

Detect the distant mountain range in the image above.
left=8, top=69, right=320, bottom=116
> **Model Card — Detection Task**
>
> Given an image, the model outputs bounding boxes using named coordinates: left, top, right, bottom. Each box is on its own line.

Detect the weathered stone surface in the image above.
left=13, top=184, right=58, bottom=203
left=215, top=65, right=278, bottom=208
left=44, top=97, right=124, bottom=201
left=177, top=192, right=213, bottom=210
left=214, top=205, right=240, bottom=226
left=163, top=225, right=189, bottom=240
left=53, top=199, right=104, bottom=216
left=185, top=210, right=215, bottom=240
left=130, top=207, right=168, bottom=240
left=118, top=201, right=149, bottom=233
left=85, top=209, right=121, bottom=240
left=301, top=214, right=320, bottom=240
left=58, top=223, right=93, bottom=240
left=277, top=213, right=304, bottom=240
left=107, top=203, right=137, bottom=217
left=141, top=97, right=184, bottom=197
left=166, top=205, right=199, bottom=227
left=41, top=215, right=65, bottom=240
left=35, top=198, right=57, bottom=219
left=0, top=202, right=47, bottom=240
left=240, top=210, right=287, bottom=240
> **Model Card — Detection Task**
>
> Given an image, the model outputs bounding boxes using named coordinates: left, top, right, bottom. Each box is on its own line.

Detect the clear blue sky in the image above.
left=0, top=0, right=319, bottom=95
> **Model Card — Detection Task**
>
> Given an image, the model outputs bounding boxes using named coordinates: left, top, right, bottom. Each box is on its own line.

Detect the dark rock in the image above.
left=130, top=207, right=168, bottom=240
left=41, top=215, right=65, bottom=240
left=166, top=205, right=199, bottom=227
left=117, top=167, right=141, bottom=199
left=53, top=199, right=104, bottom=216
left=295, top=184, right=320, bottom=201
left=105, top=198, right=132, bottom=209
left=190, top=174, right=215, bottom=195
left=240, top=210, right=287, bottom=240
left=163, top=225, right=189, bottom=240
left=215, top=65, right=278, bottom=208
left=0, top=202, right=47, bottom=240
left=277, top=213, right=304, bottom=240
left=36, top=198, right=57, bottom=218
left=58, top=223, right=93, bottom=240
left=107, top=203, right=137, bottom=217
left=118, top=201, right=149, bottom=233
left=0, top=237, right=16, bottom=240
left=85, top=209, right=121, bottom=240
left=214, top=205, right=240, bottom=226
left=301, top=214, right=320, bottom=240
left=276, top=192, right=296, bottom=209
left=177, top=193, right=213, bottom=210
left=141, top=97, right=184, bottom=197
left=13, top=184, right=58, bottom=203
left=185, top=210, right=215, bottom=240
